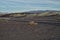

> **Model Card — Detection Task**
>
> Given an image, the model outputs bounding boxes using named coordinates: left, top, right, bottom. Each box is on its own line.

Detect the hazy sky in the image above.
left=0, top=0, right=60, bottom=12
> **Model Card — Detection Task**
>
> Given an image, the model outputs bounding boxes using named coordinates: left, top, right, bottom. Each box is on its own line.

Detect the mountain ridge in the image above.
left=0, top=10, right=60, bottom=17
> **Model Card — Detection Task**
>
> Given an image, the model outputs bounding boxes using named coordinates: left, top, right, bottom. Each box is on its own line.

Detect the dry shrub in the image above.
left=28, top=21, right=38, bottom=26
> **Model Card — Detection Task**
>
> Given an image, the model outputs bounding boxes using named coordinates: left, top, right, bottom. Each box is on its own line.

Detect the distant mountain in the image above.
left=27, top=10, right=60, bottom=13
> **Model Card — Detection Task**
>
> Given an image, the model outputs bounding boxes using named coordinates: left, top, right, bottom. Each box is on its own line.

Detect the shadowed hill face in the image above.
left=0, top=13, right=27, bottom=17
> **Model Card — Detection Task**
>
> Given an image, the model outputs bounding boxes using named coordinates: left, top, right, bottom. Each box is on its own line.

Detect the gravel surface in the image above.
left=0, top=20, right=60, bottom=40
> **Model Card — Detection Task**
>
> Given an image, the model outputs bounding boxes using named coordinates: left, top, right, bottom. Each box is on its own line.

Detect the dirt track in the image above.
left=0, top=17, right=60, bottom=40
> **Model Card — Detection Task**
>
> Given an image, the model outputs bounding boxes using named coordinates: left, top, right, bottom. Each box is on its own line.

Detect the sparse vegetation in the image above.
left=0, top=19, right=9, bottom=22
left=9, top=13, right=26, bottom=17
left=28, top=21, right=38, bottom=26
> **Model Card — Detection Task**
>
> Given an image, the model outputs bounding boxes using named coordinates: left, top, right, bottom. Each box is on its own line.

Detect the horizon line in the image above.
left=0, top=9, right=60, bottom=13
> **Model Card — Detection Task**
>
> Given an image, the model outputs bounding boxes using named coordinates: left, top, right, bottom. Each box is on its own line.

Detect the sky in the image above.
left=0, top=0, right=60, bottom=12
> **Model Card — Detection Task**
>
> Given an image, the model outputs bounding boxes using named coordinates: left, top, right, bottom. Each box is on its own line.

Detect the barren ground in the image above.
left=0, top=17, right=60, bottom=40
